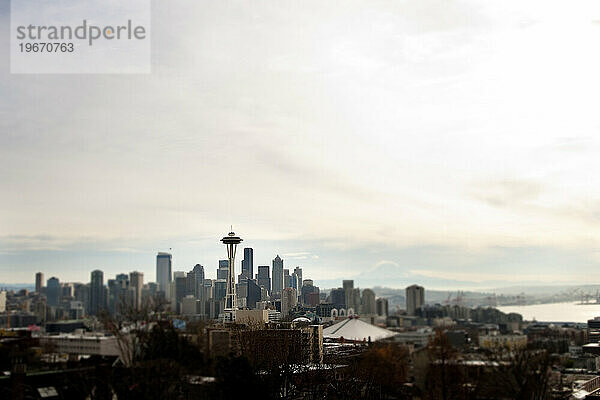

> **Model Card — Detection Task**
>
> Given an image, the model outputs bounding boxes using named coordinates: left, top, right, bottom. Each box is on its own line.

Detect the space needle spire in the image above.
left=220, top=229, right=242, bottom=322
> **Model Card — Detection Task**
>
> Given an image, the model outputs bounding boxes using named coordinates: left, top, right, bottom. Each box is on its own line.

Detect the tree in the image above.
left=421, top=329, right=469, bottom=400
left=476, top=347, right=552, bottom=400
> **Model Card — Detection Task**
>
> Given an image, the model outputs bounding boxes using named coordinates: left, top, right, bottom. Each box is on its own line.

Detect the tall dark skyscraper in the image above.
left=272, top=255, right=284, bottom=295
left=343, top=279, right=353, bottom=308
left=214, top=280, right=227, bottom=301
left=406, top=284, right=424, bottom=316
left=191, top=264, right=205, bottom=299
left=217, top=260, right=229, bottom=280
left=257, top=265, right=271, bottom=294
left=129, top=271, right=144, bottom=310
left=330, top=287, right=345, bottom=308
left=90, top=270, right=105, bottom=315
left=156, top=252, right=172, bottom=293
left=241, top=248, right=253, bottom=280
left=46, top=277, right=60, bottom=307
left=246, top=279, right=261, bottom=309
left=376, top=297, right=389, bottom=317
left=35, top=272, right=44, bottom=293
left=174, top=273, right=187, bottom=313
left=283, top=269, right=291, bottom=288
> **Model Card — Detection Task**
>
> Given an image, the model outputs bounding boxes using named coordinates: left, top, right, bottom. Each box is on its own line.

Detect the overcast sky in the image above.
left=2, top=0, right=600, bottom=289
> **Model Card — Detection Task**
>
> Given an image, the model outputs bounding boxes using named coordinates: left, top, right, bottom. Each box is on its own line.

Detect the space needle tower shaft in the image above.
left=221, top=230, right=242, bottom=321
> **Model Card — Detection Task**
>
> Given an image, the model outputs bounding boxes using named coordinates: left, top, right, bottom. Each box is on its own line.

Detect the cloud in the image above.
left=470, top=178, right=544, bottom=208
left=3, top=0, right=600, bottom=286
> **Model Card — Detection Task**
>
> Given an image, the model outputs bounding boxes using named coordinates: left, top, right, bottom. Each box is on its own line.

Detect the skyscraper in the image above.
left=35, top=272, right=44, bottom=293
left=46, top=277, right=60, bottom=307
left=246, top=279, right=261, bottom=309
left=129, top=271, right=144, bottom=310
left=241, top=248, right=253, bottom=280
left=283, top=269, right=291, bottom=288
left=214, top=279, right=227, bottom=301
left=90, top=270, right=105, bottom=315
left=257, top=265, right=271, bottom=293
left=156, top=252, right=172, bottom=293
left=406, top=284, right=424, bottom=316
left=301, top=279, right=319, bottom=305
left=217, top=260, right=229, bottom=280
left=330, top=288, right=345, bottom=308
left=281, top=287, right=298, bottom=316
left=376, top=297, right=389, bottom=317
left=343, top=280, right=353, bottom=309
left=192, top=264, right=205, bottom=300
left=361, top=288, right=376, bottom=315
left=349, top=288, right=361, bottom=314
left=292, top=267, right=302, bottom=289
left=174, top=272, right=187, bottom=313
left=272, top=255, right=284, bottom=295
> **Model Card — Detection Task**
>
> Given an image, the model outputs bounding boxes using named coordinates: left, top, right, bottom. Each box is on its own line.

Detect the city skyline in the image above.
left=3, top=1, right=600, bottom=288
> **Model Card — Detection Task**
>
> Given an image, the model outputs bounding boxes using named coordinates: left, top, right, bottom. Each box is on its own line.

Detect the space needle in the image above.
left=221, top=229, right=242, bottom=322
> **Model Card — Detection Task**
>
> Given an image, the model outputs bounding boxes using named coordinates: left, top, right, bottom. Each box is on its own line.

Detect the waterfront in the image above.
left=497, top=301, right=600, bottom=323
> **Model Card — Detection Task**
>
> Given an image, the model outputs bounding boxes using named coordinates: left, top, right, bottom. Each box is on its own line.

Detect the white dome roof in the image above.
left=292, top=317, right=311, bottom=323
left=323, top=317, right=397, bottom=342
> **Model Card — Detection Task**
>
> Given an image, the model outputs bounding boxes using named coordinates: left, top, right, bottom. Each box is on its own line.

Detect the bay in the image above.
left=497, top=301, right=600, bottom=323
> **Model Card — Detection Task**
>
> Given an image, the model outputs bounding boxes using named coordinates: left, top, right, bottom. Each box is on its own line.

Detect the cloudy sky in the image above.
left=2, top=0, right=600, bottom=289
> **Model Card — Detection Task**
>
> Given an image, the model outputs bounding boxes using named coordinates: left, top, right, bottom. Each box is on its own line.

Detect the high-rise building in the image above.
left=74, top=283, right=89, bottom=313
left=257, top=266, right=271, bottom=293
left=156, top=252, right=172, bottom=293
left=292, top=267, right=302, bottom=291
left=361, top=288, right=376, bottom=315
left=181, top=295, right=199, bottom=316
left=90, top=270, right=105, bottom=315
left=272, top=255, right=284, bottom=295
left=246, top=279, right=262, bottom=309
left=35, top=272, right=44, bottom=293
left=173, top=271, right=187, bottom=312
left=191, top=264, right=205, bottom=307
left=0, top=291, right=6, bottom=313
left=46, top=277, right=60, bottom=307
left=283, top=269, right=291, bottom=288
left=330, top=288, right=345, bottom=308
left=241, top=248, right=253, bottom=281
left=129, top=271, right=144, bottom=310
left=301, top=280, right=319, bottom=305
left=214, top=279, right=227, bottom=301
left=406, top=284, right=425, bottom=316
left=342, top=280, right=353, bottom=291
left=203, top=279, right=214, bottom=302
left=343, top=280, right=353, bottom=310
left=61, top=283, right=74, bottom=298
left=107, top=279, right=118, bottom=314
left=217, top=260, right=229, bottom=281
left=349, top=288, right=361, bottom=314
left=376, top=298, right=389, bottom=317
left=281, top=287, right=298, bottom=316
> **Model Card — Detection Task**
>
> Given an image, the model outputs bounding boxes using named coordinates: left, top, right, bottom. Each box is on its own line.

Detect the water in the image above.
left=497, top=301, right=600, bottom=323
